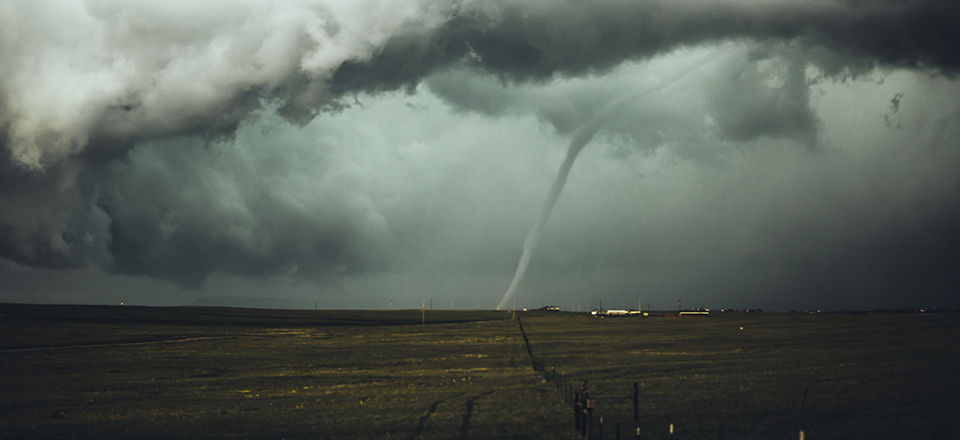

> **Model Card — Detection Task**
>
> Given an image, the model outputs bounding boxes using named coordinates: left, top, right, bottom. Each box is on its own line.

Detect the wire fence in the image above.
left=516, top=316, right=807, bottom=440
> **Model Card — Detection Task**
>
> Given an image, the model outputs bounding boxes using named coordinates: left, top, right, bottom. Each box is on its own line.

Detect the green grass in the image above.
left=1, top=305, right=957, bottom=439
left=519, top=311, right=960, bottom=439
left=0, top=305, right=572, bottom=440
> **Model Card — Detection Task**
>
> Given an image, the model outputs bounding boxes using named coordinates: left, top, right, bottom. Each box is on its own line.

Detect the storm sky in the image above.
left=2, top=0, right=959, bottom=311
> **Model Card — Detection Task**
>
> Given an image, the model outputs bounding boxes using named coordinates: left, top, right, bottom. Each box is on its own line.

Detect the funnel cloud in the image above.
left=496, top=53, right=720, bottom=310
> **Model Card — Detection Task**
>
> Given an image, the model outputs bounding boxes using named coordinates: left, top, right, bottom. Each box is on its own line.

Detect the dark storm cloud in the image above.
left=334, top=0, right=960, bottom=94
left=1, top=0, right=959, bottom=291
left=0, top=0, right=439, bottom=284
left=97, top=121, right=400, bottom=289
left=703, top=47, right=818, bottom=143
left=426, top=43, right=821, bottom=148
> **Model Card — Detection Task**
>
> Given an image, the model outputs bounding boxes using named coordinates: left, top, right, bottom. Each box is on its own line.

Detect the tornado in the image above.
left=495, top=120, right=602, bottom=310
left=496, top=54, right=720, bottom=311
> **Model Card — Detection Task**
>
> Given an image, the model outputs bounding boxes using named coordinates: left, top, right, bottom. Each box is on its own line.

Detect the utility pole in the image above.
left=422, top=299, right=425, bottom=326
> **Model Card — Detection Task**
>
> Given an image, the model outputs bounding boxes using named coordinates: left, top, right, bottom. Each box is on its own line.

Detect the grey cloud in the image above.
left=96, top=123, right=397, bottom=289
left=514, top=105, right=960, bottom=310
left=3, top=0, right=957, bottom=168
left=0, top=153, right=112, bottom=269
left=704, top=46, right=819, bottom=144
left=0, top=0, right=443, bottom=278
left=335, top=0, right=960, bottom=94
left=345, top=0, right=957, bottom=149
left=426, top=42, right=817, bottom=160
left=2, top=0, right=960, bottom=296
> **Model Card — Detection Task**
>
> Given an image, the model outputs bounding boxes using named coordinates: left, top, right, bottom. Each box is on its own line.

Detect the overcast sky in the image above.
left=2, top=0, right=959, bottom=311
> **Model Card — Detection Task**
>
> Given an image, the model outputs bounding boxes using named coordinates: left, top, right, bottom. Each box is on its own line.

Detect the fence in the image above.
left=516, top=316, right=807, bottom=440
left=571, top=380, right=638, bottom=440
left=518, top=316, right=638, bottom=439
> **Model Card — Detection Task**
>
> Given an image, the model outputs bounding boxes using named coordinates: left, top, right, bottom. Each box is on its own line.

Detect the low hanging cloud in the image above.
left=1, top=0, right=959, bottom=294
left=1, top=0, right=453, bottom=169
left=100, top=126, right=397, bottom=288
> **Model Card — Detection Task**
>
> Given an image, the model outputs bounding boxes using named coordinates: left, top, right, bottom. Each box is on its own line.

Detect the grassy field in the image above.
left=519, top=311, right=960, bottom=439
left=1, top=304, right=958, bottom=439
left=0, top=304, right=572, bottom=440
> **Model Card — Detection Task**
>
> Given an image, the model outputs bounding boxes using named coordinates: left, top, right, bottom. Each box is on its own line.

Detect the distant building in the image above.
left=591, top=309, right=643, bottom=317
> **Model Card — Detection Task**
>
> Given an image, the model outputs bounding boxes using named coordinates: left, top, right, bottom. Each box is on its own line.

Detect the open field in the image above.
left=519, top=311, right=960, bottom=439
left=1, top=304, right=958, bottom=439
left=0, top=304, right=571, bottom=440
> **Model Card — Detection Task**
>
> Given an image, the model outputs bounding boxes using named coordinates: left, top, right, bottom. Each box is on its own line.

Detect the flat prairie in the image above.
left=1, top=304, right=957, bottom=440
left=520, top=311, right=960, bottom=439
left=1, top=304, right=569, bottom=440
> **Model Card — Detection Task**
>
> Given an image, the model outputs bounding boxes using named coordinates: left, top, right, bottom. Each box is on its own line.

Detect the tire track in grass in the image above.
left=0, top=336, right=237, bottom=353
left=410, top=393, right=466, bottom=440
left=459, top=391, right=496, bottom=440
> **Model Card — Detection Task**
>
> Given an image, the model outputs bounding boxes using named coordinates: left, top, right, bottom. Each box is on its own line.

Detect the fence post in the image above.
left=574, top=389, right=583, bottom=431
left=584, top=398, right=594, bottom=440
left=598, top=416, right=603, bottom=440
left=633, top=382, right=639, bottom=422
left=579, top=396, right=587, bottom=439
left=615, top=421, right=621, bottom=440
